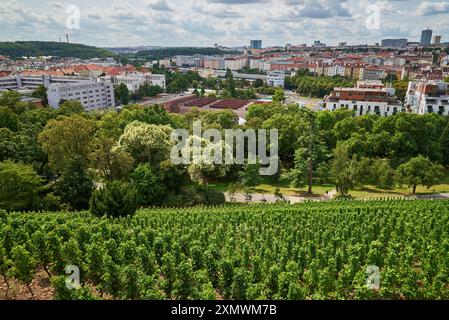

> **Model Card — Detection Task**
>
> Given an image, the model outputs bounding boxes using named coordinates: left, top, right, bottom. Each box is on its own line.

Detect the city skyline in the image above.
left=1, top=0, right=449, bottom=47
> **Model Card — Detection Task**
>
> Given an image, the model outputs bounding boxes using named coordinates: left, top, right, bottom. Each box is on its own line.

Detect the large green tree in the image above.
left=290, top=110, right=328, bottom=194
left=55, top=157, right=93, bottom=210
left=0, top=160, right=43, bottom=211
left=115, top=83, right=130, bottom=105
left=38, top=114, right=96, bottom=174
left=331, top=143, right=356, bottom=196
left=118, top=121, right=173, bottom=164
left=31, top=85, right=48, bottom=105
left=396, top=155, right=444, bottom=194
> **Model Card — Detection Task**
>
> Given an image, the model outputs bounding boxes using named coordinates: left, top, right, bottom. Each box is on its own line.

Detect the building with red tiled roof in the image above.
left=21, top=70, right=65, bottom=77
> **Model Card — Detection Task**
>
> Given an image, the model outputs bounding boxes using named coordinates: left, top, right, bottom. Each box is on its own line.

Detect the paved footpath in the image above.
left=225, top=189, right=337, bottom=204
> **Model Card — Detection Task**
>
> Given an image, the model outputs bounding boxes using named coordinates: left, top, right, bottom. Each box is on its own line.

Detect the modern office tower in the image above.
left=420, top=28, right=433, bottom=45
left=250, top=40, right=262, bottom=50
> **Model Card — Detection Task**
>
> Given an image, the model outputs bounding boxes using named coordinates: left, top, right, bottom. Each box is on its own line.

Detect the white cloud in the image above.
left=0, top=0, right=447, bottom=47
left=416, top=1, right=449, bottom=16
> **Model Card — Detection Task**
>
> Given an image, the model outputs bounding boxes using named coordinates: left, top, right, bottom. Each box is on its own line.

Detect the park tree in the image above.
left=57, top=100, right=85, bottom=115
left=115, top=83, right=130, bottom=105
left=89, top=133, right=134, bottom=181
left=272, top=87, right=286, bottom=103
left=239, top=160, right=261, bottom=189
left=199, top=109, right=239, bottom=130
left=31, top=84, right=48, bottom=105
left=331, top=143, right=356, bottom=196
left=38, top=114, right=96, bottom=174
left=262, top=112, right=302, bottom=164
left=183, top=136, right=230, bottom=185
left=131, top=163, right=168, bottom=205
left=353, top=158, right=396, bottom=189
left=225, top=68, right=236, bottom=98
left=391, top=80, right=408, bottom=102
left=90, top=181, right=138, bottom=218
left=396, top=155, right=444, bottom=194
left=118, top=121, right=173, bottom=164
left=55, top=157, right=93, bottom=210
left=0, top=107, right=19, bottom=131
left=439, top=120, right=449, bottom=166
left=290, top=110, right=328, bottom=194
left=0, top=161, right=43, bottom=211
left=0, top=91, right=21, bottom=111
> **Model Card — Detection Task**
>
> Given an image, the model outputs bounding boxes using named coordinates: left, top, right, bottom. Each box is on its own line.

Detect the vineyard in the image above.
left=1, top=199, right=449, bottom=300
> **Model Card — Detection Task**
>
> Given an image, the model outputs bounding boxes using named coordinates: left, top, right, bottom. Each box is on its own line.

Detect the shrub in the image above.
left=197, top=187, right=226, bottom=205
left=51, top=275, right=99, bottom=300
left=0, top=209, right=7, bottom=223
left=89, top=181, right=138, bottom=218
left=131, top=163, right=167, bottom=206
left=162, top=186, right=225, bottom=207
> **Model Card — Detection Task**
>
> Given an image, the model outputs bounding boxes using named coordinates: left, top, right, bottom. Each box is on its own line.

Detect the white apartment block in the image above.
left=113, top=76, right=143, bottom=93
left=324, top=65, right=346, bottom=77
left=47, top=81, right=115, bottom=111
left=144, top=73, right=166, bottom=88
left=111, top=73, right=166, bottom=93
left=406, top=81, right=449, bottom=115
left=0, top=74, right=91, bottom=90
left=249, top=58, right=262, bottom=70
left=266, top=71, right=285, bottom=88
left=323, top=81, right=404, bottom=116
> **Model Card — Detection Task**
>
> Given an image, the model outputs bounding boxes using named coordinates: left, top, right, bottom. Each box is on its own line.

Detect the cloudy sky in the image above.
left=1, top=0, right=448, bottom=47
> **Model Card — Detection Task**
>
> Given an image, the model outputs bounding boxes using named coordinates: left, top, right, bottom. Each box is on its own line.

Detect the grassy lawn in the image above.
left=208, top=180, right=334, bottom=197
left=208, top=180, right=449, bottom=200
left=348, top=184, right=449, bottom=199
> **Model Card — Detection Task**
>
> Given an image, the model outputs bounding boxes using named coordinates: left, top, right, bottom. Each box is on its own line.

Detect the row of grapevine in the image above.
left=1, top=200, right=449, bottom=300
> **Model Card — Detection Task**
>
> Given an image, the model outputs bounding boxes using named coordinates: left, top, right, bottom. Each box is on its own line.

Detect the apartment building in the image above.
left=249, top=57, right=262, bottom=70
left=0, top=74, right=91, bottom=90
left=204, top=57, right=225, bottom=70
left=266, top=71, right=285, bottom=88
left=323, top=81, right=404, bottom=116
left=323, top=64, right=346, bottom=77
left=406, top=81, right=449, bottom=115
left=224, top=57, right=248, bottom=71
left=359, top=67, right=386, bottom=81
left=47, top=81, right=115, bottom=111
left=111, top=73, right=166, bottom=93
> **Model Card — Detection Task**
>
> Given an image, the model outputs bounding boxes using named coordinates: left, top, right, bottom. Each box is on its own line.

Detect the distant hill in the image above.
left=0, top=41, right=115, bottom=59
left=135, top=47, right=240, bottom=59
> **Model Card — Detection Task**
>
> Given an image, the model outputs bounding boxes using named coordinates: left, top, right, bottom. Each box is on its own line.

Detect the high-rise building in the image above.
left=250, top=40, right=262, bottom=50
left=433, top=35, right=442, bottom=45
left=313, top=40, right=326, bottom=48
left=420, top=28, right=433, bottom=45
